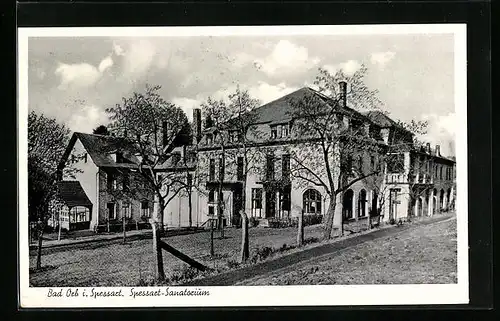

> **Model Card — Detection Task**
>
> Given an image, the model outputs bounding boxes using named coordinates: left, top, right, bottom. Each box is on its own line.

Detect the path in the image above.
left=184, top=214, right=454, bottom=286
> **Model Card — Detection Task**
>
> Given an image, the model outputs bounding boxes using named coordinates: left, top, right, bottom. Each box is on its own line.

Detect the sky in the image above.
left=27, top=32, right=457, bottom=156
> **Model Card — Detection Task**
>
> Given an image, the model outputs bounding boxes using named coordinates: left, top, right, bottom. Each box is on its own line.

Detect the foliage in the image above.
left=92, top=125, right=110, bottom=135
left=105, top=84, right=193, bottom=230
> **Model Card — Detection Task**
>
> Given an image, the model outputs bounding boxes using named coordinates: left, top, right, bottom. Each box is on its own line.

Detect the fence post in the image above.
left=240, top=211, right=249, bottom=263
left=122, top=216, right=127, bottom=244
left=297, top=210, right=304, bottom=247
left=150, top=219, right=165, bottom=283
left=210, top=218, right=215, bottom=257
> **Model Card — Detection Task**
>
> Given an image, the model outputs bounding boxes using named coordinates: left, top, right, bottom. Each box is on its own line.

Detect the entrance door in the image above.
left=389, top=189, right=401, bottom=221
left=232, top=189, right=242, bottom=226
left=265, top=191, right=276, bottom=218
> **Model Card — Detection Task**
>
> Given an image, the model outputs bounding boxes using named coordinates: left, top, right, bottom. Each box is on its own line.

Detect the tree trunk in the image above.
left=240, top=210, right=249, bottom=263
left=297, top=210, right=304, bottom=247
left=323, top=194, right=339, bottom=240
left=150, top=219, right=165, bottom=283
left=36, top=220, right=44, bottom=270
left=57, top=214, right=62, bottom=241
left=122, top=216, right=127, bottom=244
left=157, top=195, right=166, bottom=235
left=188, top=190, right=193, bottom=228
left=210, top=218, right=215, bottom=257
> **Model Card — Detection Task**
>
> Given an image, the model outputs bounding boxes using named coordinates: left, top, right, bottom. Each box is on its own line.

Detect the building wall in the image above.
left=63, top=139, right=99, bottom=230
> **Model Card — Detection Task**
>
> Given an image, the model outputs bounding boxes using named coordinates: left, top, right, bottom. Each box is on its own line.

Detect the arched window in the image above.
left=358, top=189, right=367, bottom=217
left=343, top=189, right=354, bottom=219
left=303, top=189, right=322, bottom=214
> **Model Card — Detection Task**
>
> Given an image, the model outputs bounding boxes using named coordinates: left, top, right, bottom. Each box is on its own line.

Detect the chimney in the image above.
left=192, top=108, right=202, bottom=145
left=339, top=81, right=347, bottom=108
left=435, top=145, right=441, bottom=156
left=426, top=142, right=431, bottom=153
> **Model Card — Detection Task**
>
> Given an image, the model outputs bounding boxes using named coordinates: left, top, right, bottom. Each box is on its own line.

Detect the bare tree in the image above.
left=287, top=65, right=387, bottom=240
left=28, top=111, right=76, bottom=269
left=106, top=84, right=192, bottom=235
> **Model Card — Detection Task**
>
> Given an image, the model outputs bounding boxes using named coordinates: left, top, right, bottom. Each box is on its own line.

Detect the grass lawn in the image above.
left=236, top=217, right=457, bottom=285
left=29, top=223, right=325, bottom=287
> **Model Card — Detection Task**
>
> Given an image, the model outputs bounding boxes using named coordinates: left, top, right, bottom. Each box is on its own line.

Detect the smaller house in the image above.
left=48, top=181, right=93, bottom=231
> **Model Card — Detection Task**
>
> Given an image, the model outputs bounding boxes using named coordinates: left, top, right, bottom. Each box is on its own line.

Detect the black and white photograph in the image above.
left=18, top=24, right=468, bottom=307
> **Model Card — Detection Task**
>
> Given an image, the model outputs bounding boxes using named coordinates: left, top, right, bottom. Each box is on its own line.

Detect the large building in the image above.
left=52, top=82, right=456, bottom=232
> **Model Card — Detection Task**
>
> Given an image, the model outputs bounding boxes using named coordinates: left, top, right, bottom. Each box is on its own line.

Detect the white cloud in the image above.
left=370, top=51, right=396, bottom=68
left=248, top=82, right=298, bottom=105
left=323, top=59, right=362, bottom=77
left=55, top=63, right=102, bottom=90
left=419, top=112, right=456, bottom=156
left=171, top=97, right=203, bottom=122
left=98, top=56, right=114, bottom=73
left=68, top=105, right=109, bottom=133
left=112, top=42, right=125, bottom=56
left=254, top=40, right=320, bottom=76
left=120, top=39, right=157, bottom=75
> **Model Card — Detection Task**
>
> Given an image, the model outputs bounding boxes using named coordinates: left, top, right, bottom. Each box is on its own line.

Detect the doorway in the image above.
left=265, top=190, right=276, bottom=218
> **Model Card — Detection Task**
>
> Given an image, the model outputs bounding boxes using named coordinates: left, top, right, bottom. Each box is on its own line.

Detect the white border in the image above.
left=18, top=24, right=468, bottom=308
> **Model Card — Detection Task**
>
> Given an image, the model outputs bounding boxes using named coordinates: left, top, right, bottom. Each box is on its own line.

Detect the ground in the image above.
left=29, top=223, right=325, bottom=287
left=236, top=216, right=457, bottom=285
left=29, top=214, right=456, bottom=287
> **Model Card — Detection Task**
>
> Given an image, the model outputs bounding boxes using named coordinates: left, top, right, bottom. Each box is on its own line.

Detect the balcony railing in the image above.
left=385, top=173, right=407, bottom=184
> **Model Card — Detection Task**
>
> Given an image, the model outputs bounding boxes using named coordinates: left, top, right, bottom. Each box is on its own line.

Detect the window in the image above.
left=218, top=157, right=224, bottom=180
left=107, top=203, right=116, bottom=220
left=386, top=154, right=405, bottom=173
left=237, top=157, right=244, bottom=181
left=270, top=125, right=278, bottom=139
left=229, top=130, right=241, bottom=143
left=357, top=190, right=367, bottom=217
left=122, top=202, right=131, bottom=219
left=69, top=206, right=89, bottom=223
left=107, top=172, right=116, bottom=190
left=122, top=173, right=130, bottom=191
left=357, top=155, right=363, bottom=171
left=370, top=156, right=376, bottom=171
left=208, top=189, right=216, bottom=203
left=266, top=154, right=275, bottom=180
left=209, top=159, right=216, bottom=181
left=208, top=206, right=215, bottom=216
left=303, top=189, right=322, bottom=214
left=279, top=188, right=291, bottom=212
left=141, top=201, right=150, bottom=217
left=206, top=134, right=213, bottom=145
left=251, top=188, right=263, bottom=217
left=282, top=154, right=291, bottom=179
left=281, top=124, right=290, bottom=137
left=439, top=166, right=443, bottom=179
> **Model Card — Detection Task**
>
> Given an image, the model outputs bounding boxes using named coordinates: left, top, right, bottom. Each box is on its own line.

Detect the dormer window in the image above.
left=281, top=123, right=290, bottom=137
left=229, top=130, right=240, bottom=143
left=270, top=126, right=278, bottom=139
left=206, top=133, right=213, bottom=145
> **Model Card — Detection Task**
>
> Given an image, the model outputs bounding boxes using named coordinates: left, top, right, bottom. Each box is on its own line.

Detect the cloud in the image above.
left=254, top=40, right=320, bottom=76
left=55, top=55, right=114, bottom=90
left=68, top=105, right=109, bottom=133
left=323, top=59, right=362, bottom=77
left=370, top=51, right=396, bottom=68
left=98, top=56, right=114, bottom=73
left=112, top=42, right=125, bottom=56
left=419, top=112, right=456, bottom=156
left=248, top=82, right=298, bottom=105
left=119, top=39, right=157, bottom=76
left=55, top=62, right=102, bottom=90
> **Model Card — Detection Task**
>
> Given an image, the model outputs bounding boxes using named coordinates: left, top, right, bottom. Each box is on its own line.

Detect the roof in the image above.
left=224, top=87, right=363, bottom=127
left=60, top=132, right=141, bottom=169
left=363, top=111, right=398, bottom=127
left=56, top=181, right=93, bottom=208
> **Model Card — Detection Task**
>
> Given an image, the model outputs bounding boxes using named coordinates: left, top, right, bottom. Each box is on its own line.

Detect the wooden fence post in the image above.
left=240, top=211, right=249, bottom=263
left=297, top=210, right=304, bottom=247
left=210, top=218, right=215, bottom=257
left=122, top=216, right=127, bottom=244
left=150, top=219, right=165, bottom=283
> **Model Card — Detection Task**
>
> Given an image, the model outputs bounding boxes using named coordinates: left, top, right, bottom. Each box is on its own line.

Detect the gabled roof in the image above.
left=59, top=132, right=141, bottom=169
left=222, top=87, right=364, bottom=127
left=363, top=111, right=398, bottom=128
left=56, top=181, right=93, bottom=208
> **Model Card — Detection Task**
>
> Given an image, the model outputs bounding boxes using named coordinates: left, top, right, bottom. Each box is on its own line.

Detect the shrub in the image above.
left=169, top=265, right=200, bottom=283
left=389, top=218, right=396, bottom=225
left=250, top=246, right=274, bottom=264
left=226, top=259, right=240, bottom=269
left=249, top=216, right=259, bottom=227
left=303, top=214, right=323, bottom=226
